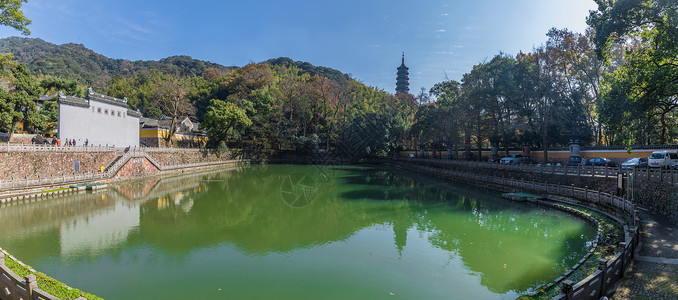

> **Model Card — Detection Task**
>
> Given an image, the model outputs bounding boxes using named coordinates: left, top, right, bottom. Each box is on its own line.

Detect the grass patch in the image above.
left=3, top=253, right=102, bottom=300
left=40, top=187, right=71, bottom=194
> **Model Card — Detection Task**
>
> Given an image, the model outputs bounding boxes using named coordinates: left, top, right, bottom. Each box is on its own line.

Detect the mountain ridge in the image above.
left=0, top=37, right=353, bottom=89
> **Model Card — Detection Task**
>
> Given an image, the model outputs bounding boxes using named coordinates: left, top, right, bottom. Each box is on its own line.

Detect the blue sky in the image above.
left=0, top=0, right=597, bottom=94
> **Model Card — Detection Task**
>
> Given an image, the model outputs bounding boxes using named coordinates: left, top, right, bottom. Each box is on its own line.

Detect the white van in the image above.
left=648, top=150, right=678, bottom=169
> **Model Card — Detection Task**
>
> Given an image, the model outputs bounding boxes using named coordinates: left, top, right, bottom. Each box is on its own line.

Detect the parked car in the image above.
left=648, top=150, right=678, bottom=169
left=585, top=157, right=618, bottom=167
left=621, top=157, right=648, bottom=169
left=488, top=155, right=501, bottom=163
left=500, top=154, right=530, bottom=164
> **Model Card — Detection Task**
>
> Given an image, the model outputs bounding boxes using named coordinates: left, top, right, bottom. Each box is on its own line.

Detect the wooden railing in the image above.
left=1, top=252, right=86, bottom=300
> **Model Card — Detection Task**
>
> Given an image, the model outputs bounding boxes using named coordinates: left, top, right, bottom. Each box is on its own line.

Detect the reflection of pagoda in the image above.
left=396, top=52, right=410, bottom=94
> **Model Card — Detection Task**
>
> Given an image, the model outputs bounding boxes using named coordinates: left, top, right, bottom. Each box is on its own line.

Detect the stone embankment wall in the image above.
left=115, top=157, right=160, bottom=177
left=146, top=150, right=227, bottom=166
left=0, top=151, right=116, bottom=180
left=0, top=146, right=234, bottom=185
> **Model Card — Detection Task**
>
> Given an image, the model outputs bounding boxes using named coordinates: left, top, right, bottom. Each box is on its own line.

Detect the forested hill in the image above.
left=265, top=57, right=350, bottom=83
left=0, top=36, right=236, bottom=88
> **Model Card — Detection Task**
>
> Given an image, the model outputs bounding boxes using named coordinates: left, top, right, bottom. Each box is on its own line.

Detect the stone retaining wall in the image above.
left=147, top=150, right=228, bottom=166
left=0, top=148, right=235, bottom=186
left=115, top=157, right=160, bottom=178
left=0, top=152, right=116, bottom=180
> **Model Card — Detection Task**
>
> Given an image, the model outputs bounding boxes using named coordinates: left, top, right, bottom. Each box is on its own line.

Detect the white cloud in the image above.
left=442, top=13, right=449, bottom=16
left=435, top=29, right=446, bottom=32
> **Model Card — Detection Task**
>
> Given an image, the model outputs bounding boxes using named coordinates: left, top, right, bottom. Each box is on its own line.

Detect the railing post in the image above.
left=672, top=169, right=675, bottom=184
left=571, top=184, right=575, bottom=197
left=557, top=182, right=561, bottom=195
left=25, top=274, right=37, bottom=299
left=618, top=242, right=627, bottom=277
left=561, top=279, right=574, bottom=300
left=577, top=164, right=581, bottom=176
left=660, top=168, right=664, bottom=183
left=599, top=258, right=608, bottom=292
left=597, top=189, right=601, bottom=204
left=585, top=186, right=589, bottom=201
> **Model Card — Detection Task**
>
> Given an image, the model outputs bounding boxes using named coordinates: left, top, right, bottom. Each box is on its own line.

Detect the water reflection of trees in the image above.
left=128, top=165, right=402, bottom=254
left=0, top=165, right=596, bottom=295
left=338, top=167, right=595, bottom=293
left=128, top=166, right=594, bottom=293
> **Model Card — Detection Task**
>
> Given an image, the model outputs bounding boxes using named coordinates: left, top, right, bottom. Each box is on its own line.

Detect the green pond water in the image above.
left=0, top=165, right=596, bottom=299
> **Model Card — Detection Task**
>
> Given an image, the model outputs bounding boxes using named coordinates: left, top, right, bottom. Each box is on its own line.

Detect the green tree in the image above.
left=0, top=0, right=31, bottom=35
left=0, top=55, right=42, bottom=139
left=36, top=76, right=84, bottom=132
left=39, top=76, right=83, bottom=96
left=589, top=0, right=678, bottom=144
left=339, top=111, right=404, bottom=160
left=542, top=28, right=603, bottom=145
left=411, top=80, right=463, bottom=154
left=201, top=99, right=252, bottom=146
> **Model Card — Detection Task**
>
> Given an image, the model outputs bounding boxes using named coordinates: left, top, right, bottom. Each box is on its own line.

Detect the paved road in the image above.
left=612, top=209, right=678, bottom=300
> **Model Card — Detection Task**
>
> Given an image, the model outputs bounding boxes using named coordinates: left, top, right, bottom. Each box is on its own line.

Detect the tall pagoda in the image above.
left=396, top=53, right=410, bottom=94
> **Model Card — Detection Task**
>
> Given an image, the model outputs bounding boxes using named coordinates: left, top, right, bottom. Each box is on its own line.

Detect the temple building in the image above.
left=57, top=88, right=141, bottom=147
left=139, top=116, right=207, bottom=147
left=396, top=53, right=410, bottom=94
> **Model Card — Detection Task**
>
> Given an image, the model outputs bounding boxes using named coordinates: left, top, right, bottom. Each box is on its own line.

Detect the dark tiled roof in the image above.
left=58, top=95, right=89, bottom=108
left=88, top=92, right=129, bottom=109
left=127, top=110, right=142, bottom=118
left=38, top=94, right=57, bottom=101
left=158, top=119, right=173, bottom=128
left=140, top=117, right=159, bottom=128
